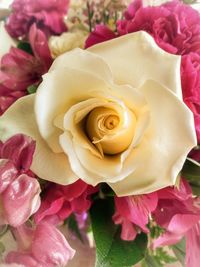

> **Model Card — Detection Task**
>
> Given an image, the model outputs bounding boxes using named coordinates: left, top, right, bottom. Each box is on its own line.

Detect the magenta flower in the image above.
left=113, top=192, right=158, bottom=240
left=85, top=25, right=116, bottom=48
left=6, top=0, right=70, bottom=39
left=5, top=223, right=75, bottom=267
left=29, top=24, right=52, bottom=72
left=153, top=179, right=200, bottom=267
left=0, top=27, right=52, bottom=115
left=181, top=53, right=200, bottom=143
left=34, top=179, right=97, bottom=224
left=0, top=134, right=41, bottom=227
left=117, top=0, right=200, bottom=55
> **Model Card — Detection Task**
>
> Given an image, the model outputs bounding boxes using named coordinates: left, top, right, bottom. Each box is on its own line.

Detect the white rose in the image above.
left=49, top=30, right=88, bottom=58
left=0, top=31, right=196, bottom=196
left=0, top=22, right=16, bottom=59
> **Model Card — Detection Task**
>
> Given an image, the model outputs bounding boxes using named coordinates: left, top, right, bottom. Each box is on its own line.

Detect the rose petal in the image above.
left=0, top=95, right=78, bottom=185
left=88, top=31, right=182, bottom=98
left=109, top=80, right=197, bottom=196
left=35, top=66, right=112, bottom=153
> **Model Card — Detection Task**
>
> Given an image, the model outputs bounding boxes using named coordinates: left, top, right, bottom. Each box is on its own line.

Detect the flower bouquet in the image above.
left=0, top=0, right=200, bottom=266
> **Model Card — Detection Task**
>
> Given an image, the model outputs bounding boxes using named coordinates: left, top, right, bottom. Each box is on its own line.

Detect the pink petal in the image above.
left=168, top=214, right=200, bottom=234
left=0, top=134, right=36, bottom=172
left=0, top=159, right=18, bottom=193
left=32, top=223, right=75, bottom=265
left=2, top=174, right=41, bottom=227
left=29, top=24, right=52, bottom=71
left=153, top=231, right=183, bottom=248
left=186, top=222, right=200, bottom=267
left=113, top=212, right=137, bottom=241
left=6, top=252, right=39, bottom=267
left=85, top=25, right=116, bottom=48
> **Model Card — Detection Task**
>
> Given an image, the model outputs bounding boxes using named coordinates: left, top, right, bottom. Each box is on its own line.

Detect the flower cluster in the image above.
left=0, top=0, right=200, bottom=267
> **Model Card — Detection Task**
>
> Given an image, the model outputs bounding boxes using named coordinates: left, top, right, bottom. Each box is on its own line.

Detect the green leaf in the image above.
left=171, top=238, right=186, bottom=266
left=90, top=199, right=147, bottom=267
left=27, top=84, right=38, bottom=94
left=181, top=159, right=200, bottom=195
left=17, top=41, right=33, bottom=54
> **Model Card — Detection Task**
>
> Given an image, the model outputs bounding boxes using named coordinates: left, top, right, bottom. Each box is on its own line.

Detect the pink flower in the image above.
left=153, top=179, right=200, bottom=267
left=186, top=222, right=200, bottom=267
left=113, top=192, right=158, bottom=240
left=181, top=53, right=200, bottom=143
left=29, top=24, right=52, bottom=72
left=0, top=134, right=41, bottom=227
left=6, top=0, right=70, bottom=39
left=0, top=134, right=36, bottom=172
left=117, top=0, right=200, bottom=55
left=85, top=25, right=116, bottom=48
left=0, top=43, right=50, bottom=114
left=34, top=179, right=97, bottom=224
left=5, top=223, right=75, bottom=267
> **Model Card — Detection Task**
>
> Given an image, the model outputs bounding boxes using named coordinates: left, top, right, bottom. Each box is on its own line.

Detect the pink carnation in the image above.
left=34, top=179, right=97, bottom=225
left=117, top=0, right=200, bottom=55
left=5, top=223, right=75, bottom=267
left=113, top=192, right=158, bottom=241
left=6, top=0, right=70, bottom=38
left=0, top=134, right=41, bottom=227
left=181, top=53, right=200, bottom=143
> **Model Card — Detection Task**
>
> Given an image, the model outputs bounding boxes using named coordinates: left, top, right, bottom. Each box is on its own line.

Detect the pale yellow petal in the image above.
left=88, top=31, right=182, bottom=98
left=0, top=95, right=78, bottom=185
left=49, top=48, right=113, bottom=83
left=59, top=132, right=103, bottom=185
left=109, top=80, right=197, bottom=196
left=35, top=68, right=112, bottom=153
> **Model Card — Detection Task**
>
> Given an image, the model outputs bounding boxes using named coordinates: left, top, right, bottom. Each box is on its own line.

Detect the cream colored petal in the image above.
left=74, top=143, right=123, bottom=180
left=88, top=31, right=182, bottom=98
left=110, top=83, right=147, bottom=113
left=49, top=48, right=113, bottom=83
left=63, top=98, right=108, bottom=158
left=35, top=68, right=112, bottom=153
left=0, top=22, right=16, bottom=59
left=59, top=132, right=103, bottom=185
left=109, top=80, right=197, bottom=196
left=0, top=95, right=78, bottom=185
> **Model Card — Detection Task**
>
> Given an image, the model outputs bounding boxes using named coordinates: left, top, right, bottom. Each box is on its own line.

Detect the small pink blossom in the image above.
left=153, top=179, right=200, bottom=267
left=6, top=0, right=70, bottom=39
left=85, top=25, right=116, bottom=48
left=0, top=134, right=36, bottom=172
left=0, top=135, right=41, bottom=227
left=34, top=179, right=97, bottom=224
left=29, top=24, right=52, bottom=72
left=5, top=223, right=75, bottom=267
left=0, top=44, right=50, bottom=114
left=113, top=192, right=158, bottom=240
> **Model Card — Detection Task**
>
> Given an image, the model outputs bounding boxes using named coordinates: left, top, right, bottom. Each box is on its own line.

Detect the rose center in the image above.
left=104, top=115, right=119, bottom=130
left=86, top=107, right=136, bottom=155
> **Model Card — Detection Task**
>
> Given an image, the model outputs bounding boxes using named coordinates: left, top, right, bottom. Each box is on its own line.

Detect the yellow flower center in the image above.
left=86, top=107, right=136, bottom=155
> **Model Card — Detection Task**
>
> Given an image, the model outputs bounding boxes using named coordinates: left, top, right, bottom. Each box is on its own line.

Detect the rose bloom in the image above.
left=0, top=31, right=196, bottom=196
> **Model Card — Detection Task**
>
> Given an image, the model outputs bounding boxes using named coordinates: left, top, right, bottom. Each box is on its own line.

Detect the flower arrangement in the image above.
left=0, top=0, right=200, bottom=266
